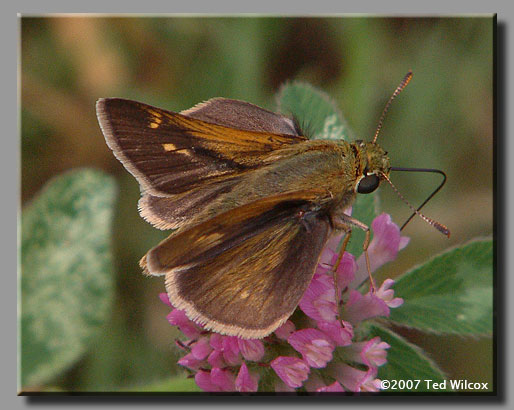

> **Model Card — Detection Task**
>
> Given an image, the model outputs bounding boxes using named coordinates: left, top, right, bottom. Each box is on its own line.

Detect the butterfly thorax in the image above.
left=196, top=139, right=378, bottom=223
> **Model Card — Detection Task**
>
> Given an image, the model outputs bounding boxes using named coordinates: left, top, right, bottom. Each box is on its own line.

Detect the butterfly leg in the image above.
left=330, top=230, right=352, bottom=315
left=332, top=214, right=376, bottom=293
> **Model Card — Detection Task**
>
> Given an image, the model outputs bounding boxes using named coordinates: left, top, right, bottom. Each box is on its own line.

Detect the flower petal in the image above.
left=195, top=370, right=220, bottom=392
left=158, top=292, right=172, bottom=307
left=207, top=349, right=225, bottom=368
left=270, top=356, right=310, bottom=389
left=341, top=336, right=390, bottom=368
left=288, top=329, right=335, bottom=368
left=317, top=320, right=354, bottom=347
left=330, top=363, right=378, bottom=392
left=209, top=333, right=223, bottom=351
left=316, top=381, right=345, bottom=392
left=238, top=339, right=265, bottom=362
left=190, top=337, right=212, bottom=360
left=222, top=336, right=241, bottom=366
left=211, top=367, right=236, bottom=391
left=299, top=274, right=337, bottom=322
left=342, top=290, right=390, bottom=323
left=167, top=308, right=201, bottom=339
left=235, top=362, right=259, bottom=392
left=361, top=378, right=383, bottom=392
left=352, top=213, right=409, bottom=288
left=335, top=252, right=357, bottom=293
left=274, top=320, right=296, bottom=340
left=318, top=246, right=338, bottom=271
left=177, top=352, right=202, bottom=370
left=325, top=232, right=346, bottom=255
left=376, top=279, right=404, bottom=308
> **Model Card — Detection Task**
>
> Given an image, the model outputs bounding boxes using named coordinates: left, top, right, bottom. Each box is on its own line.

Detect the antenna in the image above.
left=380, top=172, right=450, bottom=237
left=372, top=71, right=413, bottom=144
left=390, top=167, right=447, bottom=231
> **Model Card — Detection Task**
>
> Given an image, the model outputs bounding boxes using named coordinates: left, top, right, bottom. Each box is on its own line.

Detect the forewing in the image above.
left=96, top=98, right=307, bottom=196
left=142, top=190, right=332, bottom=339
left=182, top=97, right=301, bottom=135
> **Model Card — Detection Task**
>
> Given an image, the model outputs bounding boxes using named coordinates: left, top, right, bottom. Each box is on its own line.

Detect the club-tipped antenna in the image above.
left=372, top=70, right=413, bottom=144
left=380, top=171, right=450, bottom=237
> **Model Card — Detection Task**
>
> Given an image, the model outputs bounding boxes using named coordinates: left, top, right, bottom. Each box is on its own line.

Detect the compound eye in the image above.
left=357, top=174, right=380, bottom=194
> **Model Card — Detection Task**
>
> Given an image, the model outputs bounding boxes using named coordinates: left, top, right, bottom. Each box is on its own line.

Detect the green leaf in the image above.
left=20, top=169, right=117, bottom=389
left=276, top=81, right=354, bottom=141
left=389, top=238, right=493, bottom=335
left=125, top=375, right=201, bottom=392
left=369, top=325, right=449, bottom=392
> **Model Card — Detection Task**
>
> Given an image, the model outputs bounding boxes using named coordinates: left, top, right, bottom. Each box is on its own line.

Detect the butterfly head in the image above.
left=353, top=140, right=390, bottom=194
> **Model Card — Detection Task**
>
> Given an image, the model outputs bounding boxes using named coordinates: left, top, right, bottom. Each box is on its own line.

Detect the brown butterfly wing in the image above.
left=137, top=181, right=237, bottom=230
left=142, top=190, right=332, bottom=339
left=181, top=97, right=301, bottom=135
left=97, top=98, right=307, bottom=196
left=97, top=98, right=308, bottom=230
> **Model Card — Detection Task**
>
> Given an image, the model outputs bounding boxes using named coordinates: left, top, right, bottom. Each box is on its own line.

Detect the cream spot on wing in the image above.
left=147, top=109, right=163, bottom=128
left=150, top=116, right=163, bottom=129
left=240, top=290, right=250, bottom=299
left=162, top=143, right=177, bottom=151
left=162, top=144, right=194, bottom=157
left=147, top=108, right=163, bottom=118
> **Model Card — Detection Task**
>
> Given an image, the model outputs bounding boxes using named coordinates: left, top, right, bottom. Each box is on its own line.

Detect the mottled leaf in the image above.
left=21, top=169, right=116, bottom=388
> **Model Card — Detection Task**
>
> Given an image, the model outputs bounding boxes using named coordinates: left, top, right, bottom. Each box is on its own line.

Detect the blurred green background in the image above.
left=20, top=16, right=493, bottom=391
